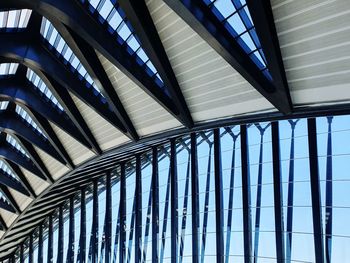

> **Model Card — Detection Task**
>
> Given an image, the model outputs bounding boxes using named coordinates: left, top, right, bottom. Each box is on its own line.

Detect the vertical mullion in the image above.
left=135, top=155, right=142, bottom=263
left=191, top=133, right=199, bottom=263
left=105, top=171, right=112, bottom=263
left=271, top=121, right=285, bottom=262
left=92, top=180, right=99, bottom=263
left=67, top=196, right=75, bottom=263
left=79, top=188, right=86, bottom=263
left=29, top=234, right=33, bottom=263
left=240, top=124, right=252, bottom=263
left=325, top=117, right=333, bottom=262
left=152, top=147, right=159, bottom=263
left=38, top=224, right=43, bottom=263
left=57, top=205, right=64, bottom=263
left=214, top=129, right=224, bottom=263
left=20, top=243, right=24, bottom=263
left=48, top=214, right=53, bottom=263
left=171, top=139, right=178, bottom=263
left=120, top=162, right=126, bottom=263
left=307, top=118, right=325, bottom=263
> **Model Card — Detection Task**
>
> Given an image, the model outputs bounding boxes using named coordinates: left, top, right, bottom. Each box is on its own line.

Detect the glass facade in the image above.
left=7, top=115, right=350, bottom=263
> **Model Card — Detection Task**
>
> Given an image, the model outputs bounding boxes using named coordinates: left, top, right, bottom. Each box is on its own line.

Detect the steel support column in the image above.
left=120, top=163, right=126, bottom=263
left=240, top=124, right=252, bottom=263
left=79, top=188, right=86, bottom=263
left=271, top=121, right=285, bottom=262
left=28, top=234, right=33, bottom=263
left=152, top=147, right=159, bottom=263
left=48, top=215, right=53, bottom=263
left=38, top=224, right=43, bottom=263
left=170, top=139, right=178, bottom=263
left=214, top=129, right=224, bottom=263
left=191, top=133, right=199, bottom=263
left=307, top=118, right=325, bottom=263
left=105, top=171, right=112, bottom=263
left=57, top=205, right=64, bottom=263
left=91, top=180, right=99, bottom=263
left=67, top=196, right=75, bottom=263
left=135, top=155, right=142, bottom=263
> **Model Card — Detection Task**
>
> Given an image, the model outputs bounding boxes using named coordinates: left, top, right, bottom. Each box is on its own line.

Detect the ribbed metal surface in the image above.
left=272, top=0, right=350, bottom=106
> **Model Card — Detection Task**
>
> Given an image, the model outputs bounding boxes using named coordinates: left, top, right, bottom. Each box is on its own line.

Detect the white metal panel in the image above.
left=69, top=93, right=131, bottom=151
left=98, top=52, right=182, bottom=136
left=50, top=121, right=95, bottom=166
left=8, top=188, right=32, bottom=211
left=272, top=0, right=350, bottom=106
left=0, top=209, right=16, bottom=228
left=146, top=0, right=273, bottom=122
left=22, top=169, right=50, bottom=196
left=34, top=146, right=70, bottom=180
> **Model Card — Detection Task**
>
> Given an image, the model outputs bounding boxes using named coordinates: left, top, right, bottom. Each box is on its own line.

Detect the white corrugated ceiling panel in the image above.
left=34, top=146, right=70, bottom=180
left=8, top=188, right=32, bottom=211
left=70, top=93, right=131, bottom=151
left=50, top=121, right=95, bottom=166
left=97, top=52, right=182, bottom=137
left=272, top=0, right=350, bottom=106
left=22, top=169, right=50, bottom=196
left=146, top=0, right=273, bottom=122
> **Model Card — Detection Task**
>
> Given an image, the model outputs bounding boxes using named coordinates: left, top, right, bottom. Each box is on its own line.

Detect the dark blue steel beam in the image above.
left=213, top=129, right=224, bottom=263
left=0, top=72, right=91, bottom=151
left=190, top=132, right=200, bottom=263
left=78, top=188, right=86, bottom=263
left=118, top=0, right=194, bottom=128
left=0, top=170, right=29, bottom=196
left=0, top=185, right=21, bottom=214
left=0, top=110, right=66, bottom=166
left=120, top=163, right=126, bottom=263
left=28, top=234, right=33, bottom=263
left=240, top=124, right=252, bottom=263
left=91, top=180, right=99, bottom=263
left=307, top=118, right=325, bottom=263
left=0, top=213, right=7, bottom=231
left=135, top=156, right=142, bottom=263
left=271, top=121, right=285, bottom=262
left=152, top=147, right=159, bottom=263
left=5, top=160, right=36, bottom=198
left=170, top=138, right=178, bottom=262
left=0, top=198, right=15, bottom=214
left=36, top=72, right=101, bottom=154
left=19, top=244, right=24, bottom=263
left=246, top=0, right=292, bottom=112
left=15, top=135, right=54, bottom=183
left=0, top=33, right=126, bottom=135
left=105, top=171, right=112, bottom=263
left=58, top=24, right=139, bottom=141
left=38, top=224, right=43, bottom=263
left=29, top=110, right=74, bottom=169
left=66, top=196, right=75, bottom=263
left=47, top=214, right=53, bottom=263
left=0, top=0, right=181, bottom=125
left=57, top=205, right=64, bottom=263
left=163, top=0, right=292, bottom=114
left=0, top=142, right=46, bottom=181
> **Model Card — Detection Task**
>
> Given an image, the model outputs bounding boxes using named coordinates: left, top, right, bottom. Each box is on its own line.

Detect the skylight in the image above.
left=0, top=101, right=8, bottom=110
left=82, top=0, right=164, bottom=87
left=26, top=69, right=64, bottom=111
left=40, top=18, right=104, bottom=96
left=0, top=160, right=17, bottom=180
left=6, top=134, right=30, bottom=158
left=204, top=0, right=272, bottom=80
left=0, top=63, right=19, bottom=75
left=0, top=9, right=32, bottom=29
left=15, top=105, right=47, bottom=139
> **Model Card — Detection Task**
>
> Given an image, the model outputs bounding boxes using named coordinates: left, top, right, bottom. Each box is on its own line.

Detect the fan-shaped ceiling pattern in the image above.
left=0, top=0, right=348, bottom=258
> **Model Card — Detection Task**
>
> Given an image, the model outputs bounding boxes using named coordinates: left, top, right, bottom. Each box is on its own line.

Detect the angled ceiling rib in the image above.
left=163, top=0, right=293, bottom=114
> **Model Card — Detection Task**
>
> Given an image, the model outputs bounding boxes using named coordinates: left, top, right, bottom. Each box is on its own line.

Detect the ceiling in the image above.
left=0, top=0, right=349, bottom=257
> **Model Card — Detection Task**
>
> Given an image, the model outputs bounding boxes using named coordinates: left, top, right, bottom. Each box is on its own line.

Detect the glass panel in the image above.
left=5, top=134, right=29, bottom=158
left=0, top=10, right=32, bottom=29
left=204, top=0, right=272, bottom=80
left=15, top=105, right=47, bottom=138
left=40, top=18, right=104, bottom=96
left=0, top=63, right=18, bottom=75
